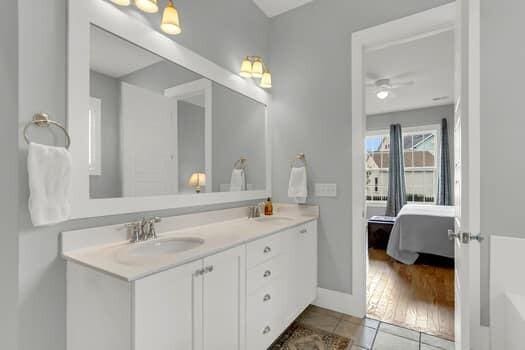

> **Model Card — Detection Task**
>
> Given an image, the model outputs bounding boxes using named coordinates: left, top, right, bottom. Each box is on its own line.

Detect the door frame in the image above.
left=350, top=3, right=481, bottom=340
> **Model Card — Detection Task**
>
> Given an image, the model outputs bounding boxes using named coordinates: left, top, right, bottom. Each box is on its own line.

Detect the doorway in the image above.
left=350, top=2, right=483, bottom=349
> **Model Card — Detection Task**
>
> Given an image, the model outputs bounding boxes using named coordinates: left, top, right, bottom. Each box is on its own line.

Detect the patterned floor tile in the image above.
left=333, top=320, right=377, bottom=349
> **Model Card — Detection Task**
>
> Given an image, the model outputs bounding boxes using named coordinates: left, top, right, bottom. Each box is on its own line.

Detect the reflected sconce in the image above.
left=110, top=0, right=182, bottom=35
left=188, top=173, right=206, bottom=193
left=239, top=56, right=272, bottom=89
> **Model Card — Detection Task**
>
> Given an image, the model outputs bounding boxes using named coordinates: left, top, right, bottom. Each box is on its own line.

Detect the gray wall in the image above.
left=178, top=101, right=206, bottom=192
left=479, top=0, right=525, bottom=324
left=212, top=83, right=267, bottom=191
left=17, top=1, right=269, bottom=350
left=0, top=1, right=18, bottom=349
left=366, top=104, right=455, bottom=216
left=89, top=70, right=122, bottom=198
left=268, top=0, right=453, bottom=295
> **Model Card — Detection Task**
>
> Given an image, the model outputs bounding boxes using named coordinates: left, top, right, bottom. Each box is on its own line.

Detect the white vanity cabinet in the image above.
left=67, top=245, right=246, bottom=350
left=66, top=219, right=317, bottom=350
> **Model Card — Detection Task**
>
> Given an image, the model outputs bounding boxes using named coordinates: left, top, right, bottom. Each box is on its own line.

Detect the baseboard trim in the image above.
left=313, top=287, right=365, bottom=318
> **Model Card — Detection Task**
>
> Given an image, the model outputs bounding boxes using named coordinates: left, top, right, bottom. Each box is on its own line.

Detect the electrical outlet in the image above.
left=314, top=183, right=337, bottom=197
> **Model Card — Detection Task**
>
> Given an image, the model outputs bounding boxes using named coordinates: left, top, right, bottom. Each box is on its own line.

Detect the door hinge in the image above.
left=448, top=230, right=484, bottom=244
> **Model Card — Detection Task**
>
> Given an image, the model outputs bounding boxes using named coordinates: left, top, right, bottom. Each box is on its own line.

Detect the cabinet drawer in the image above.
left=247, top=283, right=277, bottom=324
left=247, top=233, right=281, bottom=269
left=247, top=316, right=279, bottom=350
left=247, top=257, right=281, bottom=294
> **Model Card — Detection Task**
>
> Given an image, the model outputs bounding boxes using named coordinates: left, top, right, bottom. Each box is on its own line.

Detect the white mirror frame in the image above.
left=68, top=0, right=272, bottom=219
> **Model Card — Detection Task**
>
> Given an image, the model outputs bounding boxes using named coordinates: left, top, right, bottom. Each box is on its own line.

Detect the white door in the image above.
left=450, top=1, right=482, bottom=349
left=133, top=260, right=203, bottom=350
left=202, top=245, right=246, bottom=350
left=120, top=82, right=178, bottom=196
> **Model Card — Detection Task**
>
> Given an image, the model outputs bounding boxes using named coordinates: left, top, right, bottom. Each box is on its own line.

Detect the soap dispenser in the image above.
left=264, top=197, right=273, bottom=216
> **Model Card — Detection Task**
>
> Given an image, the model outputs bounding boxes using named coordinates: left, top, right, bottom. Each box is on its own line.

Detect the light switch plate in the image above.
left=314, top=183, right=337, bottom=197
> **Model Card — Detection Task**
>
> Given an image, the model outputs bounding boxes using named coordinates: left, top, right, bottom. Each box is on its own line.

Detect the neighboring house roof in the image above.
left=366, top=150, right=434, bottom=169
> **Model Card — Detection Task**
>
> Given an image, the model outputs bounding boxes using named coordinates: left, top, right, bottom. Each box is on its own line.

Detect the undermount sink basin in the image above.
left=253, top=216, right=294, bottom=224
left=124, top=237, right=204, bottom=258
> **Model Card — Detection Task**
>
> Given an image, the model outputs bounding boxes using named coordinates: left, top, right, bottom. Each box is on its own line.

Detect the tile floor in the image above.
left=296, top=305, right=455, bottom=350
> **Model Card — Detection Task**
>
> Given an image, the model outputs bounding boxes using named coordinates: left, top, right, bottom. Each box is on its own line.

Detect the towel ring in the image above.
left=234, top=157, right=247, bottom=170
left=290, top=153, right=306, bottom=168
left=23, top=113, right=71, bottom=149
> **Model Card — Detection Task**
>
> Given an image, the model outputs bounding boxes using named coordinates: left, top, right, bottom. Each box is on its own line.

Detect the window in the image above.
left=88, top=97, right=102, bottom=176
left=365, top=127, right=438, bottom=204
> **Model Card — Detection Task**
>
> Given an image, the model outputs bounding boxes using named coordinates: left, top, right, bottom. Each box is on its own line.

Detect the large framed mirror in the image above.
left=68, top=0, right=271, bottom=218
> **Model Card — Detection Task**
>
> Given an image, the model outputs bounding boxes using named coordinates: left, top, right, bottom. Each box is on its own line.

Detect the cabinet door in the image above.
left=202, top=245, right=246, bottom=350
left=296, top=221, right=318, bottom=307
left=133, top=260, right=203, bottom=350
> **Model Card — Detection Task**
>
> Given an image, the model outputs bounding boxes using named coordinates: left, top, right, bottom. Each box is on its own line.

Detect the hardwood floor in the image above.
left=366, top=248, right=455, bottom=341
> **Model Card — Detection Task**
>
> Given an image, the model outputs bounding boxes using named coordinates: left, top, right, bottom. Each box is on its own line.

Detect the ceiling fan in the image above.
left=366, top=74, right=415, bottom=100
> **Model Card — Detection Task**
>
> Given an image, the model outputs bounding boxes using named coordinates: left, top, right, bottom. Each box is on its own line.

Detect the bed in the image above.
left=386, top=204, right=455, bottom=264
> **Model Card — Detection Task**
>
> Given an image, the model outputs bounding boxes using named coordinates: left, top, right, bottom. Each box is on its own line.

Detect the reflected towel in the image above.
left=27, top=143, right=72, bottom=226
left=230, top=168, right=246, bottom=192
left=288, top=166, right=307, bottom=204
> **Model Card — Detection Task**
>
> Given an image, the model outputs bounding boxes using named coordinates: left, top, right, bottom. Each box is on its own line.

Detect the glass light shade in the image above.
left=376, top=89, right=390, bottom=100
left=160, top=1, right=182, bottom=35
left=188, top=173, right=206, bottom=192
left=251, top=59, right=264, bottom=78
left=111, top=0, right=131, bottom=5
left=260, top=72, right=272, bottom=89
left=240, top=58, right=253, bottom=78
left=134, top=0, right=158, bottom=13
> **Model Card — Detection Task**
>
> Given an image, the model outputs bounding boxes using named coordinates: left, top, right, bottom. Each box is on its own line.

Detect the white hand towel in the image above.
left=27, top=143, right=73, bottom=226
left=230, top=168, right=246, bottom=192
left=288, top=166, right=307, bottom=204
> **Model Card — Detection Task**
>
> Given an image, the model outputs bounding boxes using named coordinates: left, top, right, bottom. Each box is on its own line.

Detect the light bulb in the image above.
left=260, top=72, right=272, bottom=89
left=376, top=89, right=390, bottom=100
left=160, top=1, right=182, bottom=35
left=240, top=58, right=253, bottom=78
left=135, top=0, right=158, bottom=13
left=111, top=0, right=131, bottom=5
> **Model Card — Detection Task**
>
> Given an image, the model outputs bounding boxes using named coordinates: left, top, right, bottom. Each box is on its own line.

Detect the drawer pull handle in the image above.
left=263, top=270, right=272, bottom=278
left=263, top=246, right=272, bottom=254
left=263, top=294, right=271, bottom=302
left=300, top=229, right=308, bottom=234
left=263, top=326, right=271, bottom=334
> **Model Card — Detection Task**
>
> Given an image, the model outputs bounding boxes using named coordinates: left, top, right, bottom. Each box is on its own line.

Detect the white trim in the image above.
left=68, top=0, right=272, bottom=219
left=313, top=288, right=363, bottom=318
left=351, top=3, right=456, bottom=319
left=88, top=97, right=102, bottom=176
left=164, top=79, right=213, bottom=192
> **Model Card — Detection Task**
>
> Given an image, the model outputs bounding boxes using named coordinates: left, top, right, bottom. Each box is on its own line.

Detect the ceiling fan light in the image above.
left=260, top=71, right=272, bottom=89
left=251, top=59, right=263, bottom=78
left=240, top=58, right=253, bottom=78
left=110, top=0, right=131, bottom=6
left=161, top=0, right=182, bottom=35
left=376, top=90, right=390, bottom=100
left=135, top=0, right=158, bottom=13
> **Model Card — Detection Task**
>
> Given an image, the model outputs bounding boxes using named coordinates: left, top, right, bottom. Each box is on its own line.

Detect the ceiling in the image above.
left=90, top=25, right=162, bottom=78
left=365, top=30, right=454, bottom=115
left=253, top=0, right=314, bottom=17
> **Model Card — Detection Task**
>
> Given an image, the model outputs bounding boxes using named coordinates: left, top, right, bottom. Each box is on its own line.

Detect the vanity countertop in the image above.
left=62, top=210, right=318, bottom=282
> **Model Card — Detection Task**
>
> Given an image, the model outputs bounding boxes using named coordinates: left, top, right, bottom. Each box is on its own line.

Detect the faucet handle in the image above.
left=125, top=222, right=141, bottom=242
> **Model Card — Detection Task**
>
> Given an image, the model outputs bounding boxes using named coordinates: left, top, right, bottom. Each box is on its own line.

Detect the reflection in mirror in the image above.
left=88, top=25, right=266, bottom=199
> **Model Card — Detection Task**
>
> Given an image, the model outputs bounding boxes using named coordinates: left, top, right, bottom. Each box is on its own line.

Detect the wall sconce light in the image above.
left=188, top=172, right=206, bottom=193
left=110, top=0, right=182, bottom=35
left=239, top=56, right=272, bottom=89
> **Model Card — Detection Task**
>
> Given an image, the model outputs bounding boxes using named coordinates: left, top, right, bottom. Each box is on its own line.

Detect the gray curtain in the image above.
left=386, top=124, right=407, bottom=217
left=437, top=118, right=452, bottom=205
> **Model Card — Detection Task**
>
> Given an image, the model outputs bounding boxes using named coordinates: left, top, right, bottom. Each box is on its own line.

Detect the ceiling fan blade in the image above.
left=366, top=72, right=381, bottom=81
left=390, top=81, right=415, bottom=89
left=389, top=72, right=416, bottom=80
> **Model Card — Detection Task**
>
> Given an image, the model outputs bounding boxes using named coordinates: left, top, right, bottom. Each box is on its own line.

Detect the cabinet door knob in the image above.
left=263, top=246, right=272, bottom=254
left=205, top=265, right=214, bottom=273
left=263, top=294, right=271, bottom=302
left=263, top=270, right=272, bottom=278
left=300, top=228, right=308, bottom=234
left=194, top=268, right=204, bottom=276
left=262, top=326, right=271, bottom=334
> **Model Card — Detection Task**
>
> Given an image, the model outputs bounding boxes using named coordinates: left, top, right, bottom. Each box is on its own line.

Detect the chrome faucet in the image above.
left=126, top=216, right=162, bottom=242
left=248, top=202, right=266, bottom=218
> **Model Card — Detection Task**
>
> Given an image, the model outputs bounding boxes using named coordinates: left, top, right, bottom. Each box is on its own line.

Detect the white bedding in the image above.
left=386, top=204, right=455, bottom=264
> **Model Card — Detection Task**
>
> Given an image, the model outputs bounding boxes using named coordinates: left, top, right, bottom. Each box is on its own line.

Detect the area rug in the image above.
left=269, top=322, right=351, bottom=350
